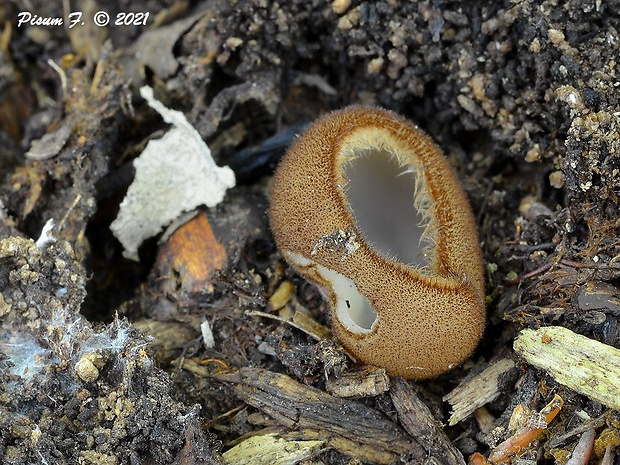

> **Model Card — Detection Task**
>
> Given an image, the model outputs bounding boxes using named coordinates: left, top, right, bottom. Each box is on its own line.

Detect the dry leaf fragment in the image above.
left=155, top=213, right=227, bottom=292
left=110, top=86, right=235, bottom=260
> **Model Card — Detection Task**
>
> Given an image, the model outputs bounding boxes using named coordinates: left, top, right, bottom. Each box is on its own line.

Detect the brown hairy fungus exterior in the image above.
left=269, top=107, right=485, bottom=379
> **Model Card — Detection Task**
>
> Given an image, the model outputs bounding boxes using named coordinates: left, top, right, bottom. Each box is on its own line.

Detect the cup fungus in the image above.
left=269, top=107, right=485, bottom=379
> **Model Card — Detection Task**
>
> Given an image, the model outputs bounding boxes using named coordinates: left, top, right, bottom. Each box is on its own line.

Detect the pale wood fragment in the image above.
left=222, top=432, right=323, bottom=465
left=513, top=326, right=620, bottom=411
left=443, top=358, right=517, bottom=425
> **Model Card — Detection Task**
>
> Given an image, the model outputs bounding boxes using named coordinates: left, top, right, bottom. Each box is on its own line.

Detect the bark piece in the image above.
left=216, top=367, right=412, bottom=463
left=390, top=377, right=466, bottom=465
left=325, top=367, right=389, bottom=398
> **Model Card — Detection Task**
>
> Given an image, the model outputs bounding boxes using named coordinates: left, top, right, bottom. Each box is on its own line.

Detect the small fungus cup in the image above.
left=269, top=107, right=485, bottom=379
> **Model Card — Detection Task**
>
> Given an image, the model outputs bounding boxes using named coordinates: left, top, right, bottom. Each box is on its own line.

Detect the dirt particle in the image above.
left=332, top=0, right=351, bottom=15
left=549, top=171, right=565, bottom=188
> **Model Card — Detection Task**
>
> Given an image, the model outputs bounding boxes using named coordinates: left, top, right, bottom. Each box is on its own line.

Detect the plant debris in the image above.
left=110, top=86, right=235, bottom=260
left=1, top=0, right=620, bottom=463
left=216, top=367, right=413, bottom=463
left=514, top=326, right=620, bottom=411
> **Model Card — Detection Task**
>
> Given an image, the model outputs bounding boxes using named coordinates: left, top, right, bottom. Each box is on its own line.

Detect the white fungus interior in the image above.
left=344, top=150, right=428, bottom=267
left=287, top=252, right=377, bottom=333
left=287, top=151, right=432, bottom=334
left=309, top=149, right=429, bottom=332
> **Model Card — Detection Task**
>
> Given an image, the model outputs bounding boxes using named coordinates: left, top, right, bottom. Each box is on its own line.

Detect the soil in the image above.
left=1, top=0, right=619, bottom=464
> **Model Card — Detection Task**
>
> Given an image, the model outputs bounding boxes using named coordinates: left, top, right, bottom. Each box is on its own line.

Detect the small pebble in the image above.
left=75, top=355, right=100, bottom=383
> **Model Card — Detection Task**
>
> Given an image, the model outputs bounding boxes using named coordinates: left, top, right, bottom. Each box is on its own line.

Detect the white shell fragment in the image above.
left=201, top=319, right=215, bottom=349
left=110, top=86, right=236, bottom=260
left=35, top=219, right=56, bottom=249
